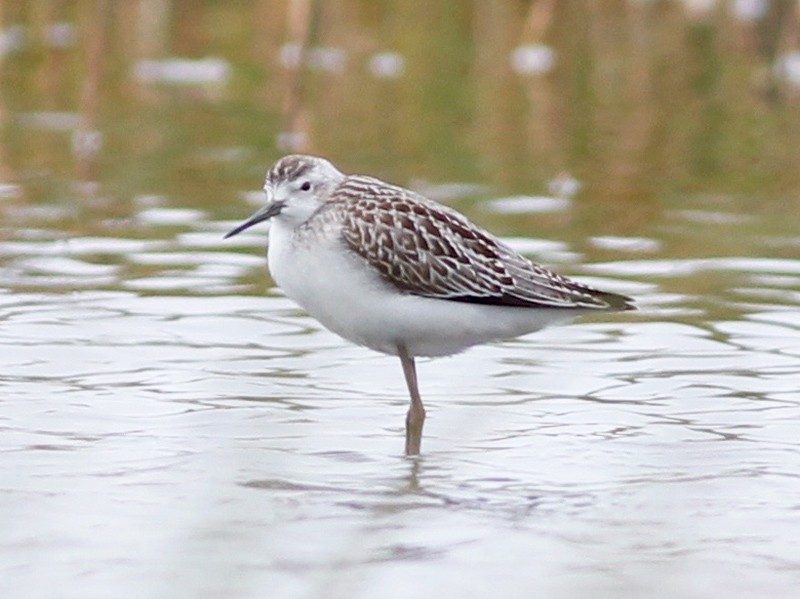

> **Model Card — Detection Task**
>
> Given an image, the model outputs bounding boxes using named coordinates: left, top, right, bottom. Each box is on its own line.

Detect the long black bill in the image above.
left=223, top=201, right=285, bottom=239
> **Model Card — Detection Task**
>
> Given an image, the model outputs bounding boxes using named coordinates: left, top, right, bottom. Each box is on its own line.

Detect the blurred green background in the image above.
left=4, top=1, right=800, bottom=198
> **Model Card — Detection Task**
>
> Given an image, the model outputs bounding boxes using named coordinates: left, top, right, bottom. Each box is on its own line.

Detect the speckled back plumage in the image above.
left=309, top=175, right=633, bottom=311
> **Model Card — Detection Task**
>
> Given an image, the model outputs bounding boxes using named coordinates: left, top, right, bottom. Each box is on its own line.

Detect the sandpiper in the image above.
left=225, top=155, right=634, bottom=455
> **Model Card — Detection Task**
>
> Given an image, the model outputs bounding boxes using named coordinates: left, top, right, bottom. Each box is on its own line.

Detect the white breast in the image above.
left=266, top=220, right=578, bottom=357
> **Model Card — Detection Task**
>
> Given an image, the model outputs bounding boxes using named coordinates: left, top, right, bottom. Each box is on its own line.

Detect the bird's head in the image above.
left=224, top=154, right=345, bottom=238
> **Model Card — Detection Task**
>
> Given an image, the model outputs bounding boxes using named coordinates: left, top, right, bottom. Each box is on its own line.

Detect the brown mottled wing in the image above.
left=332, top=176, right=632, bottom=310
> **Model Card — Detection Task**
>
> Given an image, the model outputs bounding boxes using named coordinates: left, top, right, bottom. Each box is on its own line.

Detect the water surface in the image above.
left=3, top=184, right=799, bottom=599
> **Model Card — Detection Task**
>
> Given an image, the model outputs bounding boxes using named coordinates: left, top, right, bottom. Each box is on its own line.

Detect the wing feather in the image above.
left=327, top=176, right=632, bottom=311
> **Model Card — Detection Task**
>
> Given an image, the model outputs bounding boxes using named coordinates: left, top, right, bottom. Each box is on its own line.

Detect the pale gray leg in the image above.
left=398, top=345, right=425, bottom=456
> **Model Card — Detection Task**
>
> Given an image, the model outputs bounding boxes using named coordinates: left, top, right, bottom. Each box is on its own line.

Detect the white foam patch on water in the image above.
left=486, top=195, right=571, bottom=214
left=136, top=208, right=207, bottom=225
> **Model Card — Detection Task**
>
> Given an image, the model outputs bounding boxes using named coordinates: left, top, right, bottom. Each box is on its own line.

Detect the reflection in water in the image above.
left=2, top=2, right=800, bottom=599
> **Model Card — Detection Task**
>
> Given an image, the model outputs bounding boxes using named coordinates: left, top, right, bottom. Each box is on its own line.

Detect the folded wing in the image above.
left=332, top=176, right=633, bottom=311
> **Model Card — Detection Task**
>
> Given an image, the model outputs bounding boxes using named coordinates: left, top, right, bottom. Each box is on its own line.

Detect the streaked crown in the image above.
left=266, top=154, right=344, bottom=192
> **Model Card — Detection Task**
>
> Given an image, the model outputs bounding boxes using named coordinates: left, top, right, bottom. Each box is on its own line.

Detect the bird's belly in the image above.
left=268, top=232, right=576, bottom=357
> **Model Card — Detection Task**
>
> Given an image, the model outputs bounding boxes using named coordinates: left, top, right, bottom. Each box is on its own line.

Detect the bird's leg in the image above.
left=398, top=345, right=425, bottom=456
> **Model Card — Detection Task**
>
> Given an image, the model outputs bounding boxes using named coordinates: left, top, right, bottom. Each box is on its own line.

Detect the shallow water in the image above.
left=2, top=188, right=799, bottom=599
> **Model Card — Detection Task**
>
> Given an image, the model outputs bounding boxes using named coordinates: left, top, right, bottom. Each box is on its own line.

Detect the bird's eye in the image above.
left=300, top=181, right=311, bottom=191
